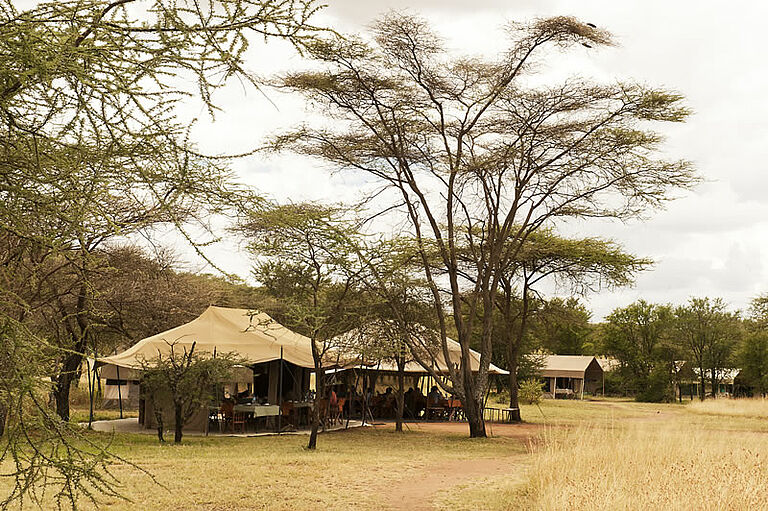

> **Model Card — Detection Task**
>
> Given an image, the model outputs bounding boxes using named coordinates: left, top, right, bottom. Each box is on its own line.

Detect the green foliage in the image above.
left=737, top=331, right=768, bottom=397
left=0, top=317, right=144, bottom=510
left=636, top=366, right=674, bottom=403
left=602, top=300, right=674, bottom=399
left=518, top=379, right=544, bottom=405
left=532, top=298, right=595, bottom=355
left=139, top=342, right=240, bottom=444
left=674, top=297, right=740, bottom=399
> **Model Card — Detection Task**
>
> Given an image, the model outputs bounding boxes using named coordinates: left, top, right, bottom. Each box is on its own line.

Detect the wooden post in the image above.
left=116, top=364, right=124, bottom=419
left=553, top=376, right=557, bottom=399
left=580, top=377, right=584, bottom=400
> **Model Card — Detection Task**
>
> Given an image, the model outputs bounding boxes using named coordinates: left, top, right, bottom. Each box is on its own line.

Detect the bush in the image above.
left=519, top=378, right=544, bottom=405
left=636, top=367, right=674, bottom=403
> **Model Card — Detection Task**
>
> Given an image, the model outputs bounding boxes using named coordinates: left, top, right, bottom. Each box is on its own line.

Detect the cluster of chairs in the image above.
left=276, top=398, right=347, bottom=431
left=425, top=398, right=464, bottom=421
left=209, top=401, right=248, bottom=434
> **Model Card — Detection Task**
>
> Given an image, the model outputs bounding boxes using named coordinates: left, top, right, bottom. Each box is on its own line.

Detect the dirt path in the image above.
left=383, top=454, right=528, bottom=510
left=371, top=422, right=538, bottom=510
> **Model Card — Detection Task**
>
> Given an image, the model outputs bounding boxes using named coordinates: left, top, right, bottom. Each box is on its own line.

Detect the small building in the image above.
left=540, top=355, right=604, bottom=399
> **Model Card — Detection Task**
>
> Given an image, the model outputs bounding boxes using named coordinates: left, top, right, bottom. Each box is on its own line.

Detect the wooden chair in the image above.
left=446, top=399, right=464, bottom=421
left=220, top=401, right=234, bottom=432
left=232, top=411, right=247, bottom=434
left=330, top=397, right=346, bottom=426
left=425, top=399, right=445, bottom=421
left=280, top=401, right=296, bottom=431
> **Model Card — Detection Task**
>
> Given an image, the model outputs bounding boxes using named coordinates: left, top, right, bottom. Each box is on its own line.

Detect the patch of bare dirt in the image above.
left=381, top=455, right=527, bottom=510
left=371, top=422, right=538, bottom=510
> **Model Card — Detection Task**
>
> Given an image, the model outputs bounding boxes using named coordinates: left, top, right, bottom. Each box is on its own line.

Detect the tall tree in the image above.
left=534, top=298, right=594, bottom=355
left=274, top=13, right=697, bottom=436
left=237, top=203, right=368, bottom=449
left=674, top=297, right=739, bottom=400
left=603, top=300, right=674, bottom=401
left=737, top=332, right=768, bottom=397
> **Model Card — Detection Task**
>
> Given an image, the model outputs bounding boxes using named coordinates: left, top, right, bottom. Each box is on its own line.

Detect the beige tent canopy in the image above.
left=100, top=306, right=317, bottom=369
left=540, top=355, right=604, bottom=399
left=330, top=326, right=508, bottom=375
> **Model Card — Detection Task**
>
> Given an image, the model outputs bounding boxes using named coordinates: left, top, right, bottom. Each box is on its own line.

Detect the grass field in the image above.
left=4, top=398, right=768, bottom=510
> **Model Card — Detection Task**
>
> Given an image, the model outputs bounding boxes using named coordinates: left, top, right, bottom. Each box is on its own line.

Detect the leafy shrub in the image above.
left=519, top=378, right=544, bottom=405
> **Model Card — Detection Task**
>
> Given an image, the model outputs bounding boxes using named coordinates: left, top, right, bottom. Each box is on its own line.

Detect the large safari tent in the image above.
left=100, top=306, right=508, bottom=431
left=100, top=306, right=316, bottom=432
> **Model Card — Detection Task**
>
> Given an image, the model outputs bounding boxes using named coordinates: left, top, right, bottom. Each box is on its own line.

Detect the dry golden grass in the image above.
left=507, top=399, right=768, bottom=511
left=688, top=396, right=768, bottom=418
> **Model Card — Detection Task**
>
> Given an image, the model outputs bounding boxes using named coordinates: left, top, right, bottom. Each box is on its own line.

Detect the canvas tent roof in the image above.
left=540, top=355, right=603, bottom=379
left=100, top=306, right=316, bottom=369
left=330, top=327, right=508, bottom=375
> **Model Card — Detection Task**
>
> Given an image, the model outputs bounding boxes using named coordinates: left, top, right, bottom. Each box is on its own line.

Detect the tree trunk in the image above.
left=0, top=402, right=6, bottom=437
left=506, top=343, right=522, bottom=422
left=53, top=363, right=78, bottom=422
left=460, top=367, right=486, bottom=438
left=465, top=395, right=486, bottom=438
left=505, top=281, right=528, bottom=423
left=153, top=400, right=165, bottom=442
left=308, top=366, right=324, bottom=450
left=395, top=357, right=405, bottom=433
left=174, top=404, right=184, bottom=444
left=698, top=367, right=706, bottom=400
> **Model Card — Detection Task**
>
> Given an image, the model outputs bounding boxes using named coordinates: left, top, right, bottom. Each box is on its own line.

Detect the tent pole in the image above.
left=116, top=363, right=124, bottom=419
left=87, top=358, right=94, bottom=429
left=278, top=347, right=283, bottom=434
left=580, top=377, right=584, bottom=400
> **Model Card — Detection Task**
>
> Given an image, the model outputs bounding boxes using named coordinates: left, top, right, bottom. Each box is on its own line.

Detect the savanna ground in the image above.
left=4, top=397, right=768, bottom=510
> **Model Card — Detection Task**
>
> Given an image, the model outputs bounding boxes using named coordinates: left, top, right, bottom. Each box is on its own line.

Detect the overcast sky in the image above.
left=174, top=0, right=768, bottom=320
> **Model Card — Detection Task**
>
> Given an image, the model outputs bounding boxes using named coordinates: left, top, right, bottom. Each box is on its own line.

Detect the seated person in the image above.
left=236, top=388, right=254, bottom=404
left=427, top=386, right=442, bottom=406
left=412, top=388, right=426, bottom=418
left=383, top=387, right=397, bottom=417
left=404, top=387, right=415, bottom=418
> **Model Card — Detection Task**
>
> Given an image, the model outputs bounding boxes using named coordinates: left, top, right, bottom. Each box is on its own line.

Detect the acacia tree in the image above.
left=533, top=298, right=594, bottom=355
left=738, top=332, right=768, bottom=397
left=274, top=13, right=697, bottom=437
left=674, top=298, right=739, bottom=400
left=139, top=342, right=238, bottom=444
left=497, top=231, right=648, bottom=419
left=0, top=0, right=321, bottom=506
left=237, top=203, right=368, bottom=449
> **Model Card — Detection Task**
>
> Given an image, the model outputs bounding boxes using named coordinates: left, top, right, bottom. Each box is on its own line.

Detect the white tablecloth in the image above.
left=233, top=404, right=280, bottom=417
